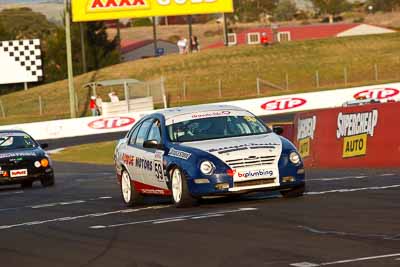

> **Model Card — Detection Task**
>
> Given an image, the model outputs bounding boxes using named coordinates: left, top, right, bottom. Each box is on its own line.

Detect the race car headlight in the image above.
left=34, top=161, right=41, bottom=168
left=289, top=152, right=301, bottom=165
left=200, top=161, right=215, bottom=176
left=41, top=158, right=49, bottom=168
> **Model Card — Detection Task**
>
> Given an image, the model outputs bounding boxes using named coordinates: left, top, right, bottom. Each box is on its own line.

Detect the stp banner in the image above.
left=72, top=0, right=234, bottom=22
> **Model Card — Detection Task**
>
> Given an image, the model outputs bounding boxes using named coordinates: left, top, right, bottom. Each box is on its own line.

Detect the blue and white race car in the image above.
left=114, top=105, right=305, bottom=207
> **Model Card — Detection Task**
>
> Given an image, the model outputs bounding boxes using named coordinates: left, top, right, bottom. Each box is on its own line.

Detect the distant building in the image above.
left=121, top=39, right=179, bottom=62
left=206, top=23, right=395, bottom=48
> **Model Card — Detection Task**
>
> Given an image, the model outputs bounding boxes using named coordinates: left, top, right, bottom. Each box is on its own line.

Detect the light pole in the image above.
left=65, top=0, right=76, bottom=118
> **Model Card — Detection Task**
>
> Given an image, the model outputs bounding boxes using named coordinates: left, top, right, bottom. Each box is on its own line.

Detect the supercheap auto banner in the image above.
left=72, top=0, right=234, bottom=22
left=294, top=102, right=400, bottom=168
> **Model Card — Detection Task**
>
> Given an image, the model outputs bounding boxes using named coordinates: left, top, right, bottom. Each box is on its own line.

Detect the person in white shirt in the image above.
left=177, top=36, right=188, bottom=54
left=108, top=92, right=119, bottom=103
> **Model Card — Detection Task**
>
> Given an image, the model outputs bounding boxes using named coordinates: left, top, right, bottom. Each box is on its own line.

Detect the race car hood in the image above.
left=182, top=133, right=282, bottom=168
left=0, top=148, right=44, bottom=163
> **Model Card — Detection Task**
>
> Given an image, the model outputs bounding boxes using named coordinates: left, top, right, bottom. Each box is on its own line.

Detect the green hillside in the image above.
left=1, top=32, right=400, bottom=125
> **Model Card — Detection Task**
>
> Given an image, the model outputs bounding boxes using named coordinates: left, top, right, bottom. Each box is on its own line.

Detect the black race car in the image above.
left=0, top=130, right=54, bottom=188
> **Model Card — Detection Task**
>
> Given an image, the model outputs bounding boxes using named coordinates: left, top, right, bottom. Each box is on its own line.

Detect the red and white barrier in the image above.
left=0, top=82, right=399, bottom=141
left=294, top=102, right=400, bottom=168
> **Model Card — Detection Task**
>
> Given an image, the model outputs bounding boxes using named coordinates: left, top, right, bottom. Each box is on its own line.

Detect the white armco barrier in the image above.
left=0, top=82, right=399, bottom=141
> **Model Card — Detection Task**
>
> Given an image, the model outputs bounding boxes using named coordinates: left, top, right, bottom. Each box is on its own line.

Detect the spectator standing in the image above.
left=90, top=96, right=96, bottom=116
left=95, top=96, right=103, bottom=115
left=261, top=32, right=269, bottom=46
left=191, top=36, right=200, bottom=52
left=177, top=36, right=188, bottom=54
left=108, top=91, right=120, bottom=103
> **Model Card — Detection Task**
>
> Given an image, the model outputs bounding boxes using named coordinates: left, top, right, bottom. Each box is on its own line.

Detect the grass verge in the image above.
left=51, top=141, right=116, bottom=165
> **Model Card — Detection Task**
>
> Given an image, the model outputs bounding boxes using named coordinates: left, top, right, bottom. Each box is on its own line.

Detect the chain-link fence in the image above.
left=164, top=59, right=400, bottom=105
left=0, top=59, right=399, bottom=121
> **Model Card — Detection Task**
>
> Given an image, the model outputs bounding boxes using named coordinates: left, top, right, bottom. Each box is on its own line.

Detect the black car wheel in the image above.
left=21, top=181, right=33, bottom=188
left=281, top=184, right=305, bottom=198
left=41, top=176, right=55, bottom=187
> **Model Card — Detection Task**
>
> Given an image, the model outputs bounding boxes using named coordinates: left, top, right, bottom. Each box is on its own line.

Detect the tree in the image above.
left=0, top=21, right=14, bottom=41
left=232, top=0, right=279, bottom=22
left=274, top=0, right=298, bottom=21
left=367, top=0, right=400, bottom=12
left=85, top=22, right=120, bottom=70
left=310, top=0, right=351, bottom=22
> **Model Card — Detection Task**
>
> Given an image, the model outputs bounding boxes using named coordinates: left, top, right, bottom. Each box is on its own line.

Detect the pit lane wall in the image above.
left=294, top=102, right=400, bottom=168
left=0, top=82, right=399, bottom=141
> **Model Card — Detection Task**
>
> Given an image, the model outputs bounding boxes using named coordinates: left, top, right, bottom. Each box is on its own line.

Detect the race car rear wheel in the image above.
left=281, top=184, right=305, bottom=198
left=171, top=168, right=197, bottom=208
left=41, top=176, right=55, bottom=187
left=121, top=170, right=143, bottom=206
left=21, top=181, right=33, bottom=188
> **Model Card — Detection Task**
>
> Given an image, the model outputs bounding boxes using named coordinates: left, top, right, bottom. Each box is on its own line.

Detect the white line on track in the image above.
left=0, top=196, right=114, bottom=213
left=153, top=218, right=187, bottom=224
left=89, top=207, right=258, bottom=230
left=290, top=253, right=400, bottom=266
left=308, top=176, right=367, bottom=182
left=306, top=184, right=400, bottom=195
left=379, top=173, right=396, bottom=177
left=0, top=205, right=170, bottom=231
left=0, top=190, right=24, bottom=196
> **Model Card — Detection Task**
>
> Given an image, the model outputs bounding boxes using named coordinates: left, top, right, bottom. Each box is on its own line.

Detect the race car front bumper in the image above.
left=0, top=167, right=54, bottom=186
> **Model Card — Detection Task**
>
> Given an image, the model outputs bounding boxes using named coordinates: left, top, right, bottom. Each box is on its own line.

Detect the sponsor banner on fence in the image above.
left=72, top=0, right=234, bottom=22
left=0, top=111, right=153, bottom=141
left=228, top=82, right=400, bottom=117
left=294, top=102, right=400, bottom=168
left=0, top=82, right=399, bottom=141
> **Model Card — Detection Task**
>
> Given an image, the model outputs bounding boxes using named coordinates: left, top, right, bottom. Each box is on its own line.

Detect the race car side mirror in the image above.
left=143, top=140, right=163, bottom=150
left=40, top=143, right=49, bottom=149
left=273, top=126, right=284, bottom=135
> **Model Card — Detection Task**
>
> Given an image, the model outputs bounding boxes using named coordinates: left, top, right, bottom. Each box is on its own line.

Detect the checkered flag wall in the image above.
left=0, top=39, right=43, bottom=85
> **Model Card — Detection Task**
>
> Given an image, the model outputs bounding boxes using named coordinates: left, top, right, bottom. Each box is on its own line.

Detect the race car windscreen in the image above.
left=168, top=115, right=271, bottom=142
left=0, top=133, right=37, bottom=150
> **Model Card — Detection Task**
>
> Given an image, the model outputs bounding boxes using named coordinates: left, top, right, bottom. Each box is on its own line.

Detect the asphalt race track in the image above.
left=0, top=162, right=399, bottom=267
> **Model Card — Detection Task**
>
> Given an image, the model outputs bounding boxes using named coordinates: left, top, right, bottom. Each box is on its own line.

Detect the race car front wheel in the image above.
left=171, top=168, right=197, bottom=208
left=281, top=184, right=305, bottom=198
left=121, top=170, right=143, bottom=206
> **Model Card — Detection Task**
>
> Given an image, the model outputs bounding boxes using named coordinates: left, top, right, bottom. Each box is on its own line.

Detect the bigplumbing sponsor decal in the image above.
left=296, top=116, right=316, bottom=158
left=336, top=109, right=378, bottom=158
left=72, top=0, right=233, bottom=22
left=237, top=169, right=275, bottom=179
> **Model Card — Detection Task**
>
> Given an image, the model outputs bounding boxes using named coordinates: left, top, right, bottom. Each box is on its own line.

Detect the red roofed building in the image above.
left=206, top=23, right=395, bottom=49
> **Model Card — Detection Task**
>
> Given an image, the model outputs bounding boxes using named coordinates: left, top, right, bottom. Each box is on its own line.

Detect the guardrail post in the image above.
left=183, top=80, right=187, bottom=101
left=146, top=84, right=151, bottom=97
left=74, top=93, right=79, bottom=113
left=344, top=67, right=348, bottom=86
left=256, top=78, right=260, bottom=96
left=374, top=64, right=379, bottom=81
left=285, top=72, right=289, bottom=90
left=315, top=70, right=320, bottom=88
left=124, top=81, right=130, bottom=112
left=0, top=100, right=5, bottom=118
left=161, top=76, right=168, bottom=109
left=218, top=79, right=222, bottom=98
left=39, top=96, right=43, bottom=116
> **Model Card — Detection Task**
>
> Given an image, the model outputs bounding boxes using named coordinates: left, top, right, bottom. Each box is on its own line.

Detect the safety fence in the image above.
left=164, top=59, right=400, bottom=105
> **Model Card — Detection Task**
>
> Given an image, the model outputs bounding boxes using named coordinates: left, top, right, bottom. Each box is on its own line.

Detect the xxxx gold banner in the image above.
left=72, top=0, right=234, bottom=22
